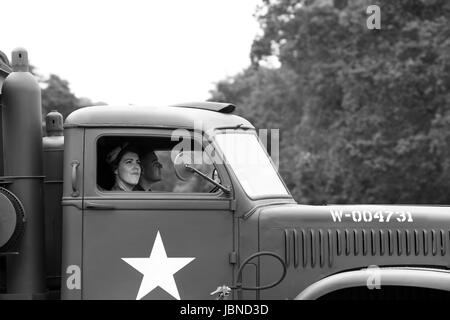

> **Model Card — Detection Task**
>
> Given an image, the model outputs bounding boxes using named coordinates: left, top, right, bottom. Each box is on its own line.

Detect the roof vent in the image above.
left=170, top=101, right=236, bottom=114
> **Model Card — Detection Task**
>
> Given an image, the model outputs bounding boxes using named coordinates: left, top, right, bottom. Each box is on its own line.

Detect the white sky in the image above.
left=2, top=0, right=262, bottom=105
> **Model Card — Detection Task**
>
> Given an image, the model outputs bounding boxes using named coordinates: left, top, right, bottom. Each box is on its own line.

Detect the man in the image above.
left=135, top=150, right=162, bottom=191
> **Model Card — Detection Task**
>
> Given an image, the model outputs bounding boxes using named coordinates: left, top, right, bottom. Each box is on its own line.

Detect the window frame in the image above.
left=84, top=128, right=233, bottom=200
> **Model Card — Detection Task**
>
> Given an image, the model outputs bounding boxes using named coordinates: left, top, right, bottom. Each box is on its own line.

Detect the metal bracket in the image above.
left=230, top=200, right=237, bottom=212
left=0, top=179, right=13, bottom=185
left=229, top=252, right=237, bottom=264
left=0, top=252, right=19, bottom=256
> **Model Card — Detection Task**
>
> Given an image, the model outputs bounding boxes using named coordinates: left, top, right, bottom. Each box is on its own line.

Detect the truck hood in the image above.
left=256, top=204, right=450, bottom=298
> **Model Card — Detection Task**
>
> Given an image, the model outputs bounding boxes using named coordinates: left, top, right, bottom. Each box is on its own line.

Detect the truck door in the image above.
left=81, top=129, right=234, bottom=300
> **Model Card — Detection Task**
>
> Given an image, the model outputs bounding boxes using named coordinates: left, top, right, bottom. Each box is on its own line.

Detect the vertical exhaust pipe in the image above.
left=2, top=48, right=46, bottom=298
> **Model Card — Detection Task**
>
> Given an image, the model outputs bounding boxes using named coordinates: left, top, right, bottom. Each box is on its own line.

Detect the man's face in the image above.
left=142, top=151, right=162, bottom=182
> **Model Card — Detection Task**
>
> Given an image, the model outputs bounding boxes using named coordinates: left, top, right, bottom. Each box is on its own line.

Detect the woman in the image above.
left=107, top=143, right=141, bottom=191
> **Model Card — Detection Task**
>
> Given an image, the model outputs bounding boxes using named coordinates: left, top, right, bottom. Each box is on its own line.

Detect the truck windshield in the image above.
left=214, top=132, right=289, bottom=198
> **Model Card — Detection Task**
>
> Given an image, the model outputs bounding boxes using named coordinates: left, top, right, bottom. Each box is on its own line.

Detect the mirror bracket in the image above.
left=185, top=165, right=231, bottom=196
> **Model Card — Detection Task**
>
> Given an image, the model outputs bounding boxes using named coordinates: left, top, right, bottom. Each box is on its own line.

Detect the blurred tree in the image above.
left=212, top=0, right=450, bottom=204
left=41, top=73, right=79, bottom=119
left=30, top=66, right=105, bottom=130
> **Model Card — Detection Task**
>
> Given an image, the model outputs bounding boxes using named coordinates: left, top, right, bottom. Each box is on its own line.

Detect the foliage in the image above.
left=211, top=0, right=450, bottom=204
left=30, top=66, right=104, bottom=126
left=40, top=73, right=80, bottom=119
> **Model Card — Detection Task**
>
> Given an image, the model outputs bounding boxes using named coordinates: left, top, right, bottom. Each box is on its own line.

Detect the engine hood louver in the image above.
left=281, top=228, right=449, bottom=269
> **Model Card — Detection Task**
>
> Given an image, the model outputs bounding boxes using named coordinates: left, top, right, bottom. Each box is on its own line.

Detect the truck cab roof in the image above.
left=64, top=103, right=254, bottom=131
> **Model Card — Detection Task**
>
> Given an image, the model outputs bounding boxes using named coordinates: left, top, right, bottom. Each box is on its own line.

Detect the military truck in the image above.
left=1, top=48, right=450, bottom=300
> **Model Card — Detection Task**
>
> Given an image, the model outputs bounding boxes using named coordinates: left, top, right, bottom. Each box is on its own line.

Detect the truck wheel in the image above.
left=0, top=187, right=25, bottom=253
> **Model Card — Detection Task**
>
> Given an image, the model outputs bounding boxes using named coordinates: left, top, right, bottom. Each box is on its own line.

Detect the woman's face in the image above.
left=115, top=151, right=141, bottom=186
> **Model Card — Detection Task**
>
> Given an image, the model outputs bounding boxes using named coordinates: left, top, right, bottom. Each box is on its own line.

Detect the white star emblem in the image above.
left=122, top=231, right=195, bottom=300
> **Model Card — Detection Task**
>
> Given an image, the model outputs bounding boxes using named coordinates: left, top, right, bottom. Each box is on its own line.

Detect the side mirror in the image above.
left=174, top=152, right=231, bottom=195
left=174, top=152, right=194, bottom=181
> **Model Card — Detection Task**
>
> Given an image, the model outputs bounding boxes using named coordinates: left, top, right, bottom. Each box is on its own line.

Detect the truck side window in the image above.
left=97, top=135, right=221, bottom=193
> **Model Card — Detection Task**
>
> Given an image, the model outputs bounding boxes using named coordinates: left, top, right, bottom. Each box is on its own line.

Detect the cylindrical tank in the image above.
left=0, top=50, right=11, bottom=177
left=43, top=111, right=64, bottom=290
left=2, top=48, right=46, bottom=298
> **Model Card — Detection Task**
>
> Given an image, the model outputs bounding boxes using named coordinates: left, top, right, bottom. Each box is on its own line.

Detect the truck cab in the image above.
left=61, top=103, right=295, bottom=300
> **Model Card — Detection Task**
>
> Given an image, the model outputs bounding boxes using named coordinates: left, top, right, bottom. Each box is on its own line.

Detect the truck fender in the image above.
left=295, top=267, right=450, bottom=300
